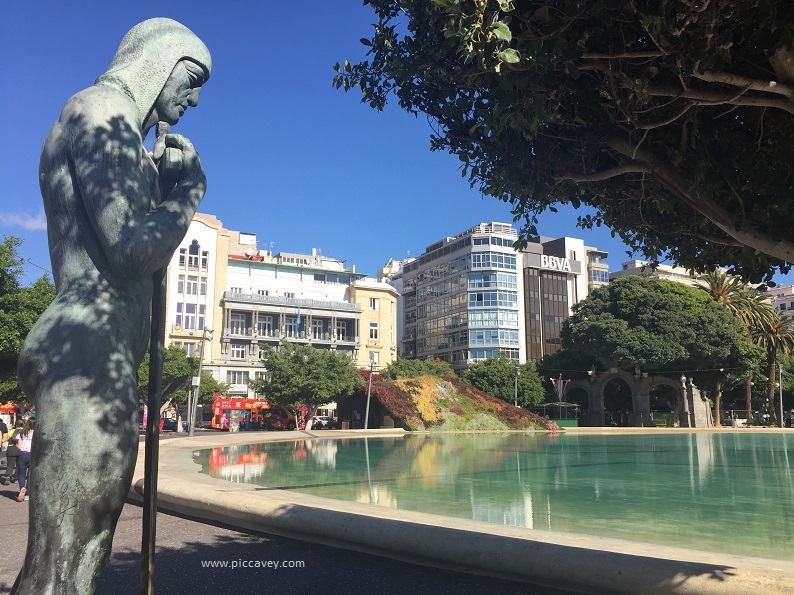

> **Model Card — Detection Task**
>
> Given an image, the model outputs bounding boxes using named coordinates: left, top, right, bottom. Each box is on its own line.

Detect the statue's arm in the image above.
left=68, top=91, right=205, bottom=280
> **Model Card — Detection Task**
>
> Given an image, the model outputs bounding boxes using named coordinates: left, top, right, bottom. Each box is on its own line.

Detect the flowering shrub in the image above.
left=547, top=421, right=561, bottom=433
left=349, top=370, right=555, bottom=432
left=395, top=377, right=440, bottom=424
left=405, top=415, right=425, bottom=431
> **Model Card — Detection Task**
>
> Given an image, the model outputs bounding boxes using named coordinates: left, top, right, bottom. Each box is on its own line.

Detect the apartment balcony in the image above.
left=223, top=291, right=361, bottom=314
left=223, top=327, right=360, bottom=347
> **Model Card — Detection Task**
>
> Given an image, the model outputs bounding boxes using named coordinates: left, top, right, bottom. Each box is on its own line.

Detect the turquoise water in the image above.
left=194, top=433, right=794, bottom=561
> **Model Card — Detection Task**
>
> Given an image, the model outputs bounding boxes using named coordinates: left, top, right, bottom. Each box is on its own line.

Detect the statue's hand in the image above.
left=160, top=133, right=206, bottom=195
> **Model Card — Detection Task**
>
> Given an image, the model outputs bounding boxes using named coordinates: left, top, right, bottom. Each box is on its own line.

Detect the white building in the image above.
left=609, top=260, right=707, bottom=285
left=766, top=284, right=794, bottom=315
left=165, top=214, right=399, bottom=398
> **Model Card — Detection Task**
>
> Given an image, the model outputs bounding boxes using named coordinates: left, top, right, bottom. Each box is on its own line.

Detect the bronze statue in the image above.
left=15, top=18, right=211, bottom=593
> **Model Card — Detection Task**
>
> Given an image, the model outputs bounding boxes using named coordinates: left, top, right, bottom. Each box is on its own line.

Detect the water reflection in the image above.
left=193, top=433, right=794, bottom=560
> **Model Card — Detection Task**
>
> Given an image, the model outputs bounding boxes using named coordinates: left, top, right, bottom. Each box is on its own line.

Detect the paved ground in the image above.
left=0, top=457, right=574, bottom=595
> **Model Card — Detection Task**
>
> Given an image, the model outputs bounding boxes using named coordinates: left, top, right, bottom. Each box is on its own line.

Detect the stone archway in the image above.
left=564, top=370, right=713, bottom=428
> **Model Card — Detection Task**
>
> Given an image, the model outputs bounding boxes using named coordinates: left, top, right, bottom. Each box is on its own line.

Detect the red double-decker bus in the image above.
left=209, top=397, right=268, bottom=430
left=208, top=397, right=303, bottom=431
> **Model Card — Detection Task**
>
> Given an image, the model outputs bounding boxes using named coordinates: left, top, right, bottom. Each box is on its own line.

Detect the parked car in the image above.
left=161, top=418, right=178, bottom=431
left=311, top=415, right=338, bottom=430
left=257, top=408, right=299, bottom=431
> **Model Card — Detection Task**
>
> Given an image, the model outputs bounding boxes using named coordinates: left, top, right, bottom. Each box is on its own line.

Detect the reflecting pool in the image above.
left=194, top=433, right=794, bottom=561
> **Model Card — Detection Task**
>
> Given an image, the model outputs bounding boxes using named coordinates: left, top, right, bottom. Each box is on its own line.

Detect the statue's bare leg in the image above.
left=13, top=369, right=139, bottom=594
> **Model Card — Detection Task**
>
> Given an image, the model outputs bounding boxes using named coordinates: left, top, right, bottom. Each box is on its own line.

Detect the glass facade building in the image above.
left=392, top=224, right=608, bottom=368
left=401, top=223, right=523, bottom=368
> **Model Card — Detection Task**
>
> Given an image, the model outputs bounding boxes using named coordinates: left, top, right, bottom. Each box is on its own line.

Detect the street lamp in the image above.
left=779, top=363, right=785, bottom=429
left=364, top=354, right=375, bottom=430
left=188, top=327, right=212, bottom=437
left=514, top=365, right=519, bottom=407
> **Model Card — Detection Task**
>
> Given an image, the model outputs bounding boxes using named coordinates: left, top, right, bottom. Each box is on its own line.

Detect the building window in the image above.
left=198, top=305, right=205, bottom=331
left=257, top=316, right=274, bottom=337
left=312, top=319, right=324, bottom=339
left=468, top=291, right=518, bottom=308
left=258, top=289, right=269, bottom=297
left=230, top=287, right=243, bottom=294
left=177, top=274, right=184, bottom=293
left=188, top=240, right=199, bottom=268
left=336, top=321, right=347, bottom=341
left=284, top=292, right=296, bottom=299
left=369, top=298, right=378, bottom=310
left=370, top=351, right=379, bottom=366
left=230, top=341, right=246, bottom=359
left=369, top=323, right=379, bottom=340
left=186, top=276, right=198, bottom=295
left=230, top=313, right=246, bottom=335
left=201, top=251, right=209, bottom=270
left=184, top=304, right=196, bottom=330
left=178, top=248, right=186, bottom=267
left=183, top=342, right=196, bottom=356
left=199, top=277, right=207, bottom=296
left=286, top=317, right=299, bottom=337
left=471, top=252, right=517, bottom=270
left=227, top=370, right=249, bottom=385
left=176, top=303, right=182, bottom=327
left=589, top=269, right=609, bottom=283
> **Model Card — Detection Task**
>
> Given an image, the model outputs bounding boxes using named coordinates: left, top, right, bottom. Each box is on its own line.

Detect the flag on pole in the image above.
left=296, top=308, right=301, bottom=331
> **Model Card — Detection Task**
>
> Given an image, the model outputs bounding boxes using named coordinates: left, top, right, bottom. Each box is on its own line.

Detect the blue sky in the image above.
left=2, top=2, right=787, bottom=287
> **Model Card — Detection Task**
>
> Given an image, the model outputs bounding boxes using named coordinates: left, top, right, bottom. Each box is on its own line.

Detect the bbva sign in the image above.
left=540, top=255, right=572, bottom=272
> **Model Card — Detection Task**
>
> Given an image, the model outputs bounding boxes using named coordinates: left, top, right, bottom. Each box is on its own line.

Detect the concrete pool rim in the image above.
left=129, top=427, right=794, bottom=594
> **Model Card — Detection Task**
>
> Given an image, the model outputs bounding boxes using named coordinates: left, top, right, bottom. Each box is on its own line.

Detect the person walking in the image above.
left=15, top=419, right=34, bottom=502
left=2, top=420, right=23, bottom=486
left=0, top=417, right=8, bottom=476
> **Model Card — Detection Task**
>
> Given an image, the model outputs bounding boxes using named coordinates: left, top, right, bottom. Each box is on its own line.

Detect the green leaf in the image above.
left=498, top=48, right=520, bottom=63
left=490, top=22, right=512, bottom=42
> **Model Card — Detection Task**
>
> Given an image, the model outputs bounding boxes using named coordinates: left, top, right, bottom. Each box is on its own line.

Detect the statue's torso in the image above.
left=32, top=86, right=162, bottom=365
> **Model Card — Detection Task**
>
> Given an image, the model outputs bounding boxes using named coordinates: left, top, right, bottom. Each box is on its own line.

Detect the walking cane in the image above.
left=140, top=122, right=173, bottom=594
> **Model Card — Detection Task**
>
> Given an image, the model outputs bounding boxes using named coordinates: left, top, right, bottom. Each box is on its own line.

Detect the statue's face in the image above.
left=152, top=60, right=206, bottom=125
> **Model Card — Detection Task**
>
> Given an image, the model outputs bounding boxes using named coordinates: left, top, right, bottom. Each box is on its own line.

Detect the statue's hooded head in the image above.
left=95, top=18, right=211, bottom=127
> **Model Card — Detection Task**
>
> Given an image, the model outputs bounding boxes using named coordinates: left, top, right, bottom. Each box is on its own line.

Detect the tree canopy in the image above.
left=542, top=276, right=762, bottom=387
left=461, top=355, right=545, bottom=406
left=0, top=237, right=56, bottom=401
left=380, top=356, right=456, bottom=380
left=250, top=342, right=364, bottom=426
left=137, top=346, right=200, bottom=407
left=336, top=0, right=794, bottom=282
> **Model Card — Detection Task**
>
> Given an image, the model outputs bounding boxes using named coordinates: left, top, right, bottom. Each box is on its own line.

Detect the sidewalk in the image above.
left=0, top=452, right=569, bottom=595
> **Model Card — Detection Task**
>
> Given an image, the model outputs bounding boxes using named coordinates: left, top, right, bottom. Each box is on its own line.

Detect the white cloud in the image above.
left=0, top=210, right=47, bottom=231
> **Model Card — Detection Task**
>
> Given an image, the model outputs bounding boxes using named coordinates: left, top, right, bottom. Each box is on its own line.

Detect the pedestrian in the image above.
left=2, top=420, right=23, bottom=486
left=0, top=417, right=8, bottom=473
left=15, top=418, right=34, bottom=502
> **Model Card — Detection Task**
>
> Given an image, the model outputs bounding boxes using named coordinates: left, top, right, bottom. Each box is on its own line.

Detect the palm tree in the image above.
left=752, top=312, right=794, bottom=425
left=697, top=270, right=776, bottom=423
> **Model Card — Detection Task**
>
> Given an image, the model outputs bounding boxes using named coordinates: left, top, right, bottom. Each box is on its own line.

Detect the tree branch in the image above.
left=605, top=136, right=794, bottom=263
left=638, top=102, right=694, bottom=129
left=554, top=164, right=650, bottom=183
left=691, top=70, right=794, bottom=97
left=581, top=51, right=665, bottom=59
left=645, top=84, right=794, bottom=114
